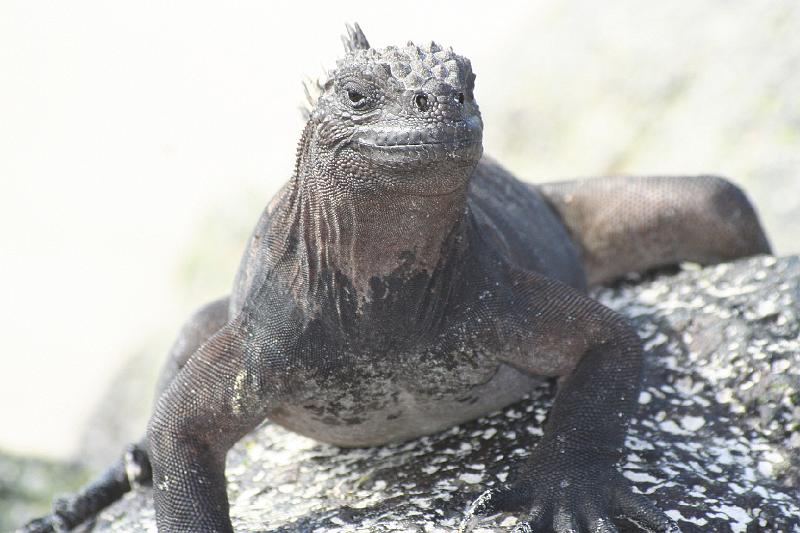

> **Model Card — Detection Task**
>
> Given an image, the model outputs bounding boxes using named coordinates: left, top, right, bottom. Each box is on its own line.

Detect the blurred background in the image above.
left=2, top=0, right=799, bottom=527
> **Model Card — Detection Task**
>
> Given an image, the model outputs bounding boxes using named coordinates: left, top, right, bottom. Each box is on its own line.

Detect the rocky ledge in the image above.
left=92, top=255, right=799, bottom=532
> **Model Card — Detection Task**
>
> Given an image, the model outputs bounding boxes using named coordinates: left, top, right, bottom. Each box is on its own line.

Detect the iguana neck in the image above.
left=285, top=172, right=468, bottom=294
left=272, top=125, right=471, bottom=322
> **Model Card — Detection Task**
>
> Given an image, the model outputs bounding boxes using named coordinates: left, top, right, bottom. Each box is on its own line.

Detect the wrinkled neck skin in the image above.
left=294, top=184, right=468, bottom=287
left=270, top=124, right=475, bottom=338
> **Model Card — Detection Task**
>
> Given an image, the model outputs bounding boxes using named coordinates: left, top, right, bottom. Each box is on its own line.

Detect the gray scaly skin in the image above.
left=21, top=24, right=771, bottom=533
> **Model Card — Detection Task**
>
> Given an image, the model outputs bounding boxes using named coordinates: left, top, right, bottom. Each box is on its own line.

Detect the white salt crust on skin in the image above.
left=93, top=256, right=800, bottom=532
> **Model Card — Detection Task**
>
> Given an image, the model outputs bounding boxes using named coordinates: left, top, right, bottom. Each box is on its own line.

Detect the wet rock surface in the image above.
left=93, top=255, right=799, bottom=532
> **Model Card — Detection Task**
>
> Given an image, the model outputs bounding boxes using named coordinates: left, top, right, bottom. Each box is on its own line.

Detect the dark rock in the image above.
left=94, top=256, right=800, bottom=532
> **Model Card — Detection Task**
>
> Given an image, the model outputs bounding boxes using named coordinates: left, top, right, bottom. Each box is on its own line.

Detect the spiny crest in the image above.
left=300, top=76, right=326, bottom=120
left=300, top=24, right=473, bottom=117
left=341, top=22, right=370, bottom=53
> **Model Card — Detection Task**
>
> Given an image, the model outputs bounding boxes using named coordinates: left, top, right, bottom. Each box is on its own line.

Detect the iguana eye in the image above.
left=347, top=89, right=367, bottom=107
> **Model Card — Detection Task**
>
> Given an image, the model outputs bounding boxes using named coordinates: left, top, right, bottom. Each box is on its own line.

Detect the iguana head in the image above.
left=300, top=24, right=483, bottom=196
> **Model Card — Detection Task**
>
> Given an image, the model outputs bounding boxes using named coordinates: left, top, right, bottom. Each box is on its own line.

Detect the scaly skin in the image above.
left=21, top=23, right=771, bottom=533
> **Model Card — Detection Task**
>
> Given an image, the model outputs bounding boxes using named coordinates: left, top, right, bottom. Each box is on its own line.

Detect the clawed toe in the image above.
left=511, top=514, right=622, bottom=533
left=461, top=478, right=679, bottom=533
left=511, top=506, right=546, bottom=532
left=589, top=517, right=620, bottom=533
left=614, top=490, right=680, bottom=532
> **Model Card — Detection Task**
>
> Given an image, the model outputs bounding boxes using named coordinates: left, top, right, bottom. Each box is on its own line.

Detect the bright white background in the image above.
left=2, top=1, right=798, bottom=460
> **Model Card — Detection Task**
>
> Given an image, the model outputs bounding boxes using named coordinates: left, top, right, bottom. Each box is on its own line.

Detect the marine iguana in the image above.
left=21, top=24, right=772, bottom=533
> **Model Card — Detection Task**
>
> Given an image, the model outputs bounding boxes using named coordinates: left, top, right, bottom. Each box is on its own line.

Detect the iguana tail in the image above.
left=18, top=443, right=151, bottom=533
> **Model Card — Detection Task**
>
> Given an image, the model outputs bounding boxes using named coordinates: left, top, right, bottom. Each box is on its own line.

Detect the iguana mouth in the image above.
left=357, top=138, right=481, bottom=149
left=357, top=120, right=480, bottom=145
left=354, top=137, right=483, bottom=167
left=354, top=121, right=483, bottom=165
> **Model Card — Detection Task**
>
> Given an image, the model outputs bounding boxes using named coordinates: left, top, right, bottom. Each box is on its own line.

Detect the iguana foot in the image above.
left=16, top=512, right=70, bottom=533
left=17, top=443, right=150, bottom=533
left=17, top=496, right=97, bottom=533
left=460, top=456, right=680, bottom=533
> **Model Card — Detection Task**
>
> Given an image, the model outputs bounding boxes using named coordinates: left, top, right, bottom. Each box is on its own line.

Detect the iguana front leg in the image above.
left=461, top=269, right=678, bottom=533
left=19, top=298, right=231, bottom=533
left=147, top=316, right=275, bottom=532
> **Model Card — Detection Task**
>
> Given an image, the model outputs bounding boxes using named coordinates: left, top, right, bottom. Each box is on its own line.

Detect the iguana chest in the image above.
left=266, top=335, right=541, bottom=447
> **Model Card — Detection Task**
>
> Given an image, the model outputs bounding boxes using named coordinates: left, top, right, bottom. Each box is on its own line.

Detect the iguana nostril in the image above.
left=414, top=93, right=429, bottom=111
left=456, top=92, right=465, bottom=104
